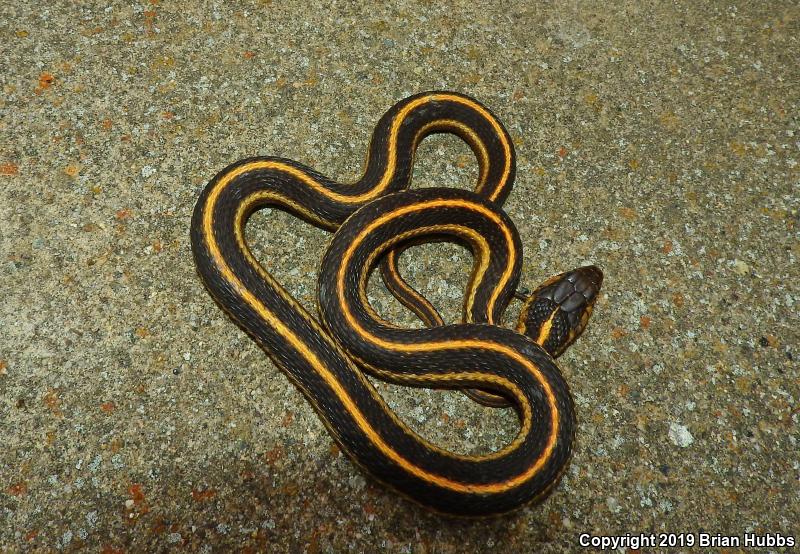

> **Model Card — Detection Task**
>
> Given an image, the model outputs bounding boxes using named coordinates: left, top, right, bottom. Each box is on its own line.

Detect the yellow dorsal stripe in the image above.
left=536, top=310, right=558, bottom=346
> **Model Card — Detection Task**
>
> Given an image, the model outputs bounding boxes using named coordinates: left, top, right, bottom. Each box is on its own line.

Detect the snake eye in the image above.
left=517, top=265, right=603, bottom=358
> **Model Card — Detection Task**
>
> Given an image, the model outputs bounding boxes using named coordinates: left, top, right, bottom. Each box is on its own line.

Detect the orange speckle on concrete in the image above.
left=100, top=402, right=115, bottom=413
left=8, top=482, right=28, bottom=496
left=673, top=293, right=685, bottom=308
left=135, top=326, right=150, bottom=338
left=1, top=163, right=19, bottom=175
left=43, top=389, right=62, bottom=416
left=619, top=207, right=638, bottom=220
left=265, top=445, right=284, bottom=465
left=282, top=411, right=294, bottom=427
left=628, top=158, right=640, bottom=170
left=191, top=488, right=217, bottom=502
left=24, top=530, right=38, bottom=541
left=161, top=111, right=174, bottom=120
left=101, top=118, right=113, bottom=130
left=244, top=50, right=256, bottom=59
left=611, top=327, right=627, bottom=339
left=115, top=209, right=132, bottom=221
left=557, top=146, right=568, bottom=158
left=37, top=72, right=55, bottom=91
left=455, top=153, right=472, bottom=169
left=128, top=483, right=145, bottom=504
left=143, top=9, right=156, bottom=35
left=101, top=545, right=125, bottom=554
left=661, top=240, right=673, bottom=254
left=150, top=518, right=168, bottom=534
left=640, top=315, right=651, bottom=329
left=64, top=164, right=79, bottom=178
left=0, top=360, right=7, bottom=375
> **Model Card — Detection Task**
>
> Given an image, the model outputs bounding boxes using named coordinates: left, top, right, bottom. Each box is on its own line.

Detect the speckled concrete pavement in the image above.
left=2, top=1, right=798, bottom=552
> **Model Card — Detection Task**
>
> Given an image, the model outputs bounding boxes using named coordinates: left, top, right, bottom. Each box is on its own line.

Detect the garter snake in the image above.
left=190, top=91, right=603, bottom=516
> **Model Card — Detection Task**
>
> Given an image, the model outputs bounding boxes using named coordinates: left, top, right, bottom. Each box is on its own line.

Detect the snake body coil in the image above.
left=190, top=92, right=602, bottom=516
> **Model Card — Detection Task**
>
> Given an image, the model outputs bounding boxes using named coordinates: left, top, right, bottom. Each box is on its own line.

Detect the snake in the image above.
left=190, top=91, right=603, bottom=516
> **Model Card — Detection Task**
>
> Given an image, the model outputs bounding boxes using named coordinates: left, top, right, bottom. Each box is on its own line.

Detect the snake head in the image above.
left=516, top=265, right=603, bottom=358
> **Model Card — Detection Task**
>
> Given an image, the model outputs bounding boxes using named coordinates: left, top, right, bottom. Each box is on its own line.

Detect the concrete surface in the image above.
left=1, top=1, right=798, bottom=551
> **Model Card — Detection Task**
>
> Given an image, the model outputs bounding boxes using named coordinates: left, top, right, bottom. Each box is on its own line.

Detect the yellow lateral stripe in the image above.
left=397, top=94, right=511, bottom=201
left=410, top=118, right=491, bottom=191
left=212, top=94, right=511, bottom=207
left=229, top=190, right=413, bottom=331
left=357, top=223, right=493, bottom=327
left=336, top=199, right=559, bottom=488
left=342, top=198, right=516, bottom=325
left=203, top=183, right=540, bottom=494
left=336, top=218, right=535, bottom=461
left=230, top=197, right=528, bottom=463
left=433, top=95, right=513, bottom=201
left=382, top=249, right=443, bottom=326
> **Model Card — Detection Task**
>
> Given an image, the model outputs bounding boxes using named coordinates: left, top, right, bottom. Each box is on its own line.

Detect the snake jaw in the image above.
left=517, top=265, right=603, bottom=358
